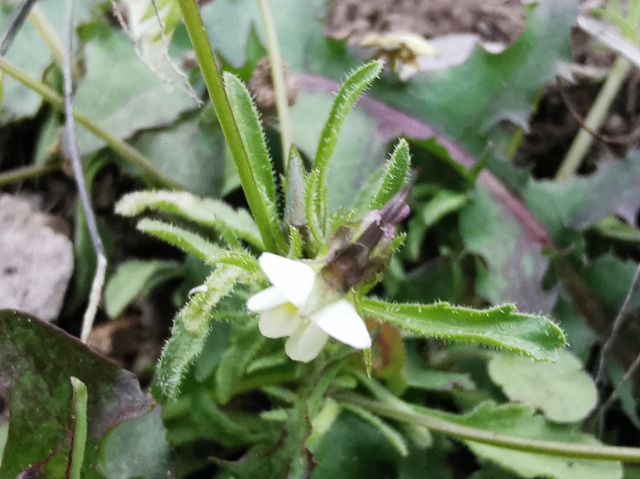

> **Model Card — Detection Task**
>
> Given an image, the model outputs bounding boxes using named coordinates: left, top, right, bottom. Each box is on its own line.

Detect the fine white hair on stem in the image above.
left=64, top=0, right=108, bottom=343
left=109, top=0, right=203, bottom=106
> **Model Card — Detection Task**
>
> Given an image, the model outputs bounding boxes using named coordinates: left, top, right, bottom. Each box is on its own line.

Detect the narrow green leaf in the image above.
left=223, top=72, right=286, bottom=251
left=358, top=298, right=566, bottom=360
left=368, top=139, right=411, bottom=210
left=105, top=260, right=182, bottom=318
left=341, top=404, right=409, bottom=457
left=284, top=147, right=306, bottom=228
left=421, top=190, right=469, bottom=227
left=153, top=265, right=250, bottom=400
left=304, top=169, right=324, bottom=244
left=115, top=190, right=263, bottom=248
left=314, top=60, right=384, bottom=226
left=135, top=219, right=260, bottom=273
left=215, top=323, right=266, bottom=404
left=69, top=378, right=88, bottom=479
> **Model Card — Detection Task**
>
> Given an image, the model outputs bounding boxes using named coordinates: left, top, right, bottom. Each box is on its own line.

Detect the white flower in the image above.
left=247, top=253, right=371, bottom=362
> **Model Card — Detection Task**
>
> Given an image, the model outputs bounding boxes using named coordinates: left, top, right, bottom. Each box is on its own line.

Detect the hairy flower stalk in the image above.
left=248, top=185, right=411, bottom=362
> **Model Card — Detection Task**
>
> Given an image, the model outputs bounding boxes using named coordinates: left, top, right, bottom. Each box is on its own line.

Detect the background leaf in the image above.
left=488, top=350, right=597, bottom=423
left=426, top=402, right=622, bottom=479
left=105, top=259, right=182, bottom=318
left=0, top=310, right=162, bottom=478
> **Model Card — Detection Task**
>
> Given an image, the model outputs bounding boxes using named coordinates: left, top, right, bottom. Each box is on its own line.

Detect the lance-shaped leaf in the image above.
left=0, top=310, right=167, bottom=478
left=115, top=190, right=263, bottom=249
left=314, top=60, right=383, bottom=227
left=223, top=72, right=286, bottom=252
left=135, top=218, right=259, bottom=272
left=358, top=298, right=565, bottom=360
left=353, top=138, right=412, bottom=216
left=105, top=259, right=182, bottom=318
left=153, top=265, right=251, bottom=401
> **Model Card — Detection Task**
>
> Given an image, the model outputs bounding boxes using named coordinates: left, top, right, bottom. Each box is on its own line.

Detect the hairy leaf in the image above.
left=116, top=190, right=263, bottom=248
left=223, top=72, right=286, bottom=252
left=153, top=265, right=250, bottom=401
left=358, top=297, right=565, bottom=360
left=314, top=60, right=383, bottom=226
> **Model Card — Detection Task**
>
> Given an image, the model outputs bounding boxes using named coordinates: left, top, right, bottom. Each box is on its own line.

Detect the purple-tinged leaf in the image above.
left=0, top=310, right=159, bottom=478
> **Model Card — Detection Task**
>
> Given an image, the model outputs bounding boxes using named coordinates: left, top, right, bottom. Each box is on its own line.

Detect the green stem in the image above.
left=29, top=5, right=64, bottom=65
left=336, top=392, right=640, bottom=463
left=0, top=161, right=60, bottom=186
left=555, top=56, right=631, bottom=181
left=0, top=57, right=180, bottom=189
left=256, top=0, right=293, bottom=165
left=177, top=0, right=286, bottom=252
left=69, top=377, right=88, bottom=479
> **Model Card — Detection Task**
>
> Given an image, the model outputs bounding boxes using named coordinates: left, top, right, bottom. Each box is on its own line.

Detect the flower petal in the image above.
left=247, top=286, right=288, bottom=311
left=285, top=323, right=329, bottom=362
left=311, top=299, right=371, bottom=349
left=258, top=304, right=302, bottom=338
left=258, top=253, right=316, bottom=308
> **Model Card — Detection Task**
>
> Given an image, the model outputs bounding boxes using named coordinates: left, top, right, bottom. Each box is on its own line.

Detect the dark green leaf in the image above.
left=0, top=310, right=154, bottom=478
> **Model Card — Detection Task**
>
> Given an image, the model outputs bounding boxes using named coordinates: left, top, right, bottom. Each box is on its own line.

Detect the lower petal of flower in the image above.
left=285, top=322, right=329, bottom=363
left=311, top=299, right=372, bottom=350
left=259, top=304, right=302, bottom=338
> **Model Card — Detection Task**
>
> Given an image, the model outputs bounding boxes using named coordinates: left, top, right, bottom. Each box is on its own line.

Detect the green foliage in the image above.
left=0, top=311, right=169, bottom=477
left=359, top=297, right=566, bottom=360
left=74, top=24, right=196, bottom=154
left=153, top=264, right=251, bottom=401
left=313, top=60, right=383, bottom=227
left=426, top=401, right=622, bottom=479
left=116, top=189, right=264, bottom=248
left=96, top=408, right=171, bottom=479
left=105, top=259, right=182, bottom=318
left=488, top=350, right=597, bottom=423
left=223, top=72, right=287, bottom=252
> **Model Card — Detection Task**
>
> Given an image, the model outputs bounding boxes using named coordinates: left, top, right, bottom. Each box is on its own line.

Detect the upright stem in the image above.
left=177, top=0, right=286, bottom=252
left=555, top=56, right=631, bottom=181
left=256, top=0, right=293, bottom=166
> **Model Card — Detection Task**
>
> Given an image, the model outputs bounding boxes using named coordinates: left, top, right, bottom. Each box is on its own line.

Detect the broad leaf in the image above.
left=426, top=401, right=622, bottom=479
left=358, top=297, right=565, bottom=360
left=460, top=185, right=556, bottom=313
left=0, top=310, right=163, bottom=477
left=105, top=259, right=182, bottom=318
left=115, top=190, right=263, bottom=249
left=96, top=407, right=171, bottom=479
left=524, top=151, right=640, bottom=239
left=75, top=24, right=196, bottom=154
left=370, top=0, right=578, bottom=156
left=129, top=109, right=227, bottom=196
left=488, top=350, right=597, bottom=423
